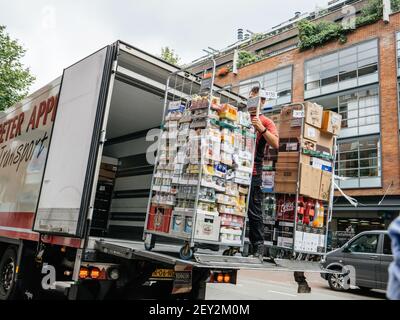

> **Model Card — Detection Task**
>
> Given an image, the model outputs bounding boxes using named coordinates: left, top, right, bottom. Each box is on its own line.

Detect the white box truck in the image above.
left=0, top=41, right=328, bottom=300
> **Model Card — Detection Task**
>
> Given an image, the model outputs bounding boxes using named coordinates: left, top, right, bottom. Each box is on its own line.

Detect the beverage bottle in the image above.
left=297, top=197, right=304, bottom=225
left=303, top=199, right=312, bottom=225
left=318, top=202, right=325, bottom=228
left=312, top=201, right=319, bottom=227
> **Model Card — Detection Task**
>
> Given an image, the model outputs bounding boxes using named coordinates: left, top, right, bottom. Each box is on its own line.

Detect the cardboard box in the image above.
left=279, top=105, right=303, bottom=139
left=275, top=167, right=298, bottom=182
left=279, top=138, right=300, bottom=153
left=322, top=111, right=342, bottom=136
left=316, top=132, right=334, bottom=155
left=277, top=152, right=300, bottom=164
left=301, top=139, right=317, bottom=152
left=274, top=181, right=297, bottom=194
left=194, top=213, right=221, bottom=242
left=319, top=171, right=333, bottom=201
left=279, top=124, right=302, bottom=139
left=303, top=124, right=321, bottom=142
left=99, top=169, right=116, bottom=180
left=304, top=102, right=323, bottom=128
left=299, top=164, right=322, bottom=199
left=277, top=152, right=311, bottom=165
left=312, top=157, right=333, bottom=172
left=280, top=105, right=303, bottom=121
left=101, top=163, right=118, bottom=172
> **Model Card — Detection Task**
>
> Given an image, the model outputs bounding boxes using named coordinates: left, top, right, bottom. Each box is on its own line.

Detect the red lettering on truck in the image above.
left=16, top=112, right=25, bottom=137
left=35, top=101, right=47, bottom=129
left=0, top=123, right=4, bottom=144
left=26, top=105, right=37, bottom=132
left=9, top=116, right=19, bottom=140
left=5, top=119, right=12, bottom=141
left=44, top=96, right=55, bottom=125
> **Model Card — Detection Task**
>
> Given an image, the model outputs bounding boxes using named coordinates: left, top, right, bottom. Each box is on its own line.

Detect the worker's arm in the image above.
left=252, top=117, right=279, bottom=150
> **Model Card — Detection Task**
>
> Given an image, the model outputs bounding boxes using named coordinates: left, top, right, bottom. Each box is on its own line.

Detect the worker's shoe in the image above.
left=252, top=243, right=265, bottom=262
left=297, top=283, right=312, bottom=294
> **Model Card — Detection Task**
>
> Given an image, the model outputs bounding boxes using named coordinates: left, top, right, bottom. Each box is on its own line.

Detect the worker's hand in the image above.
left=252, top=117, right=266, bottom=133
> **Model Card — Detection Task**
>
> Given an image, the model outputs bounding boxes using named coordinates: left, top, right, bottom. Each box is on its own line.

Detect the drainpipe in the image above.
left=383, top=0, right=392, bottom=24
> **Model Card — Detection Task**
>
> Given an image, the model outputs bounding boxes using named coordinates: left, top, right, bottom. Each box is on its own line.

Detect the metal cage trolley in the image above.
left=143, top=60, right=261, bottom=260
left=255, top=102, right=341, bottom=261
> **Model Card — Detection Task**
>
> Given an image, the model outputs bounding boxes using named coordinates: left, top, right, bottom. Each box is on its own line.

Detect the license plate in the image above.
left=151, top=269, right=175, bottom=279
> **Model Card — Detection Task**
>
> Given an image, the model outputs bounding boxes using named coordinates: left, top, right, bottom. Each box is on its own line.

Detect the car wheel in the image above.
left=328, top=272, right=349, bottom=292
left=0, top=247, right=19, bottom=300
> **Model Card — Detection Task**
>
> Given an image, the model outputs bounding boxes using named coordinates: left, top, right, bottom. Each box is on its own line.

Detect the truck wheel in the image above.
left=0, top=247, right=18, bottom=300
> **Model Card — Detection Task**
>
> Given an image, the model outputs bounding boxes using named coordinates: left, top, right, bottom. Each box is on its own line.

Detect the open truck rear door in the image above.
left=33, top=45, right=117, bottom=238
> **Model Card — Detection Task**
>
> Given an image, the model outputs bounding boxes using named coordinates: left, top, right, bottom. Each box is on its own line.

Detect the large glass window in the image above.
left=305, top=39, right=379, bottom=98
left=335, top=136, right=381, bottom=189
left=239, top=66, right=292, bottom=108
left=311, top=86, right=380, bottom=138
left=383, top=235, right=393, bottom=255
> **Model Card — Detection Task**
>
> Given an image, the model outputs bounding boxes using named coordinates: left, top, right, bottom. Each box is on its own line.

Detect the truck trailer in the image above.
left=0, top=41, right=329, bottom=300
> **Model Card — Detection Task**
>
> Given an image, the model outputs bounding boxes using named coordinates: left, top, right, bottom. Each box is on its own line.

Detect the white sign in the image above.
left=264, top=91, right=278, bottom=100
left=168, top=101, right=182, bottom=111
left=293, top=110, right=305, bottom=119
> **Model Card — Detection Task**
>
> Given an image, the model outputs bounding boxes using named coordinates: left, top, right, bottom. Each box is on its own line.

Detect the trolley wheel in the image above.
left=223, top=248, right=239, bottom=257
left=144, top=234, right=156, bottom=251
left=179, top=245, right=194, bottom=261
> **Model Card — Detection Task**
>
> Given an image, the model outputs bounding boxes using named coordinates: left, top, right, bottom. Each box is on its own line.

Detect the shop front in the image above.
left=328, top=196, right=400, bottom=250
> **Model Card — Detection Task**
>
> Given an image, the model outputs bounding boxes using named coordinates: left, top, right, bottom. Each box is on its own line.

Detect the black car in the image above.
left=321, top=230, right=393, bottom=292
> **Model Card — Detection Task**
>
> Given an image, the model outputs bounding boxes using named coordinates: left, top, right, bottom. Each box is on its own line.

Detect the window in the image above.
left=239, top=66, right=292, bottom=108
left=383, top=235, right=393, bottom=255
left=335, top=136, right=381, bottom=189
left=304, top=39, right=379, bottom=98
left=348, top=234, right=379, bottom=254
left=397, top=32, right=400, bottom=75
left=311, top=86, right=380, bottom=138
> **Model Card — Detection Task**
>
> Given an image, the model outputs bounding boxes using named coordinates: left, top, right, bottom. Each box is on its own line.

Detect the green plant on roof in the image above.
left=237, top=50, right=261, bottom=69
left=298, top=0, right=400, bottom=51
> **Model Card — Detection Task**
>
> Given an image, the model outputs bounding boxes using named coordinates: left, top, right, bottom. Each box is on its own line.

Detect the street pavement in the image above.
left=206, top=270, right=387, bottom=300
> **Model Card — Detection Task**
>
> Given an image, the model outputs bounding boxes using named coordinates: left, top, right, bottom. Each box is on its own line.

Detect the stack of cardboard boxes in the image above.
left=263, top=102, right=342, bottom=254
left=275, top=102, right=342, bottom=201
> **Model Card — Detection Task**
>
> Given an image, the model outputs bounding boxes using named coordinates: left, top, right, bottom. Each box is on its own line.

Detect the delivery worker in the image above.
left=248, top=88, right=311, bottom=294
left=248, top=87, right=279, bottom=259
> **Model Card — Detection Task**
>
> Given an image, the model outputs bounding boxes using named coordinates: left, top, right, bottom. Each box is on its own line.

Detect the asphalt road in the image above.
left=206, top=270, right=387, bottom=300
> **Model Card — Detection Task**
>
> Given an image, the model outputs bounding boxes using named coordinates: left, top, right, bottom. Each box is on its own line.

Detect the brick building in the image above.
left=190, top=0, right=400, bottom=245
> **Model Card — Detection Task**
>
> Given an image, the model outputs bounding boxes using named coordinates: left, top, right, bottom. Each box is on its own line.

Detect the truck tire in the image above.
left=0, top=247, right=19, bottom=300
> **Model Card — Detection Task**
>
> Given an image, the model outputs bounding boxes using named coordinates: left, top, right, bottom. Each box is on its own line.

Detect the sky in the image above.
left=1, top=0, right=331, bottom=93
